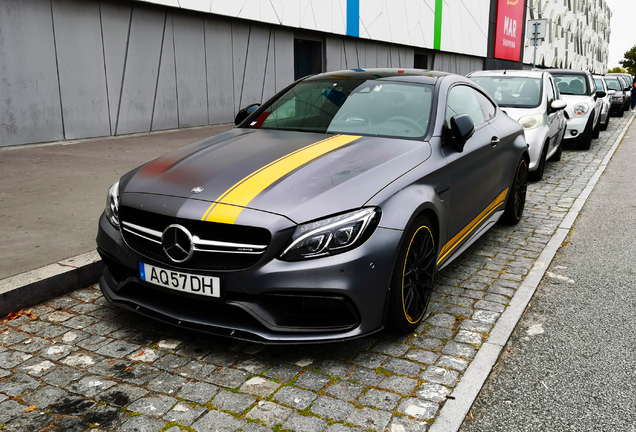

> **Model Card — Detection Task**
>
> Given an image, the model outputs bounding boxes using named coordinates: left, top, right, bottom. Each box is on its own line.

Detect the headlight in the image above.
left=572, top=102, right=589, bottom=116
left=280, top=208, right=380, bottom=261
left=518, top=113, right=543, bottom=130
left=105, top=180, right=120, bottom=229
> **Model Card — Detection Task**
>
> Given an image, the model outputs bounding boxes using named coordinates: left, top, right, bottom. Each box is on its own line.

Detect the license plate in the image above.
left=138, top=262, right=220, bottom=298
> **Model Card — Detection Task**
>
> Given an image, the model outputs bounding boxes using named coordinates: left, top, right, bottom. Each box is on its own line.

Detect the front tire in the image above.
left=388, top=217, right=436, bottom=333
left=501, top=157, right=528, bottom=225
left=577, top=115, right=593, bottom=150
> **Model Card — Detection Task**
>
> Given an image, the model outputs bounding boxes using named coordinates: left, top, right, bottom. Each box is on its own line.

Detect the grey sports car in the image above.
left=97, top=69, right=529, bottom=343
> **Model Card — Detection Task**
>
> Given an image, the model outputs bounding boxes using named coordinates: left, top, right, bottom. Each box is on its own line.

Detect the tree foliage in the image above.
left=619, top=45, right=636, bottom=76
left=608, top=66, right=626, bottom=74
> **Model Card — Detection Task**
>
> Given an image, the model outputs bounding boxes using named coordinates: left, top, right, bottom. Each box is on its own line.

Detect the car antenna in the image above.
left=503, top=70, right=507, bottom=74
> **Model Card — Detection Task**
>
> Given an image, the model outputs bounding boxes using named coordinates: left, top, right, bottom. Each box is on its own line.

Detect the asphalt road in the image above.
left=460, top=121, right=636, bottom=431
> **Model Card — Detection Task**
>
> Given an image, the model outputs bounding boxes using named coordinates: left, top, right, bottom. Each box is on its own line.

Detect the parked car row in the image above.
left=95, top=67, right=624, bottom=344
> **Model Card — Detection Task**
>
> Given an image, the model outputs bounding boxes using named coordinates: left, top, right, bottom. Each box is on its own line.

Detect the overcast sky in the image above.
left=605, top=0, right=633, bottom=69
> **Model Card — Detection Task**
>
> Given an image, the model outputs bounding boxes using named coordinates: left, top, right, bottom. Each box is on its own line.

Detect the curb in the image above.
left=429, top=114, right=636, bottom=432
left=0, top=251, right=103, bottom=316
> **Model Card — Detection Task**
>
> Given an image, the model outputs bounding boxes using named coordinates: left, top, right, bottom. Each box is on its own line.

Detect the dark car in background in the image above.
left=96, top=69, right=529, bottom=343
left=615, top=75, right=632, bottom=112
left=604, top=76, right=628, bottom=117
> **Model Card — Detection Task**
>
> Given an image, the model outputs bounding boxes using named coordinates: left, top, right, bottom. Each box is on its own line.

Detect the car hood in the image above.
left=499, top=107, right=544, bottom=122
left=123, top=129, right=431, bottom=224
left=559, top=94, right=595, bottom=117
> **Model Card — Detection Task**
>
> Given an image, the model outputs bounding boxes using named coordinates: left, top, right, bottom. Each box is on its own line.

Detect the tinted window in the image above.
left=474, top=91, right=496, bottom=122
left=471, top=76, right=542, bottom=108
left=551, top=74, right=589, bottom=95
left=605, top=78, right=622, bottom=91
left=445, top=85, right=485, bottom=127
left=617, top=76, right=627, bottom=89
left=252, top=79, right=434, bottom=138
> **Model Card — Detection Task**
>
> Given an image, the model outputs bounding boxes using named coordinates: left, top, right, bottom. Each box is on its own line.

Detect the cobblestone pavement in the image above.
left=1, top=114, right=632, bottom=432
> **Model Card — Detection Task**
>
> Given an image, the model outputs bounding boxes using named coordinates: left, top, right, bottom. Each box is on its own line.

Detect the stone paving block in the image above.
left=442, top=341, right=476, bottom=359
left=320, top=359, right=355, bottom=377
left=420, top=366, right=459, bottom=387
left=205, top=366, right=249, bottom=388
left=472, top=310, right=500, bottom=324
left=177, top=381, right=219, bottom=404
left=350, top=367, right=383, bottom=386
left=484, top=293, right=510, bottom=304
left=70, top=303, right=101, bottom=315
left=49, top=416, right=90, bottom=432
left=347, top=407, right=392, bottom=432
left=176, top=342, right=213, bottom=360
left=353, top=352, right=386, bottom=369
left=96, top=340, right=139, bottom=358
left=120, top=415, right=165, bottom=432
left=404, top=349, right=439, bottom=365
left=411, top=336, right=442, bottom=350
left=0, top=350, right=32, bottom=368
left=84, top=321, right=123, bottom=336
left=96, top=383, right=149, bottom=407
left=156, top=338, right=184, bottom=351
left=115, top=362, right=161, bottom=385
left=310, top=395, right=354, bottom=421
left=458, top=319, right=492, bottom=333
left=235, top=357, right=270, bottom=374
left=71, top=288, right=103, bottom=302
left=325, top=380, right=364, bottom=402
left=436, top=355, right=469, bottom=372
left=61, top=352, right=103, bottom=368
left=18, top=321, right=64, bottom=338
left=43, top=365, right=85, bottom=387
left=273, top=385, right=317, bottom=409
left=358, top=388, right=401, bottom=410
left=3, top=411, right=55, bottom=432
left=12, top=336, right=54, bottom=354
left=49, top=396, right=95, bottom=415
left=383, top=357, right=423, bottom=376
left=325, top=425, right=366, bottom=432
left=21, top=385, right=67, bottom=408
left=240, top=423, right=272, bottom=432
left=372, top=342, right=409, bottom=356
left=455, top=330, right=484, bottom=345
left=397, top=397, right=439, bottom=420
left=193, top=410, right=246, bottom=431
left=76, top=334, right=111, bottom=351
left=294, top=371, right=331, bottom=391
left=0, top=372, right=40, bottom=396
left=175, top=360, right=217, bottom=380
left=87, top=358, right=133, bottom=377
left=63, top=314, right=99, bottom=330
left=201, top=350, right=239, bottom=367
left=127, top=347, right=161, bottom=363
left=163, top=401, right=207, bottom=426
left=38, top=344, right=77, bottom=362
left=245, top=401, right=292, bottom=427
left=416, top=382, right=452, bottom=403
left=68, top=375, right=117, bottom=397
left=128, top=395, right=177, bottom=417
left=263, top=363, right=302, bottom=382
left=148, top=372, right=188, bottom=395
left=423, top=326, right=454, bottom=340
left=240, top=376, right=280, bottom=398
left=282, top=412, right=328, bottom=432
left=210, top=389, right=256, bottom=413
left=378, top=375, right=418, bottom=395
left=55, top=330, right=90, bottom=345
left=426, top=313, right=458, bottom=329
left=152, top=353, right=189, bottom=371
left=388, top=416, right=430, bottom=432
left=16, top=357, right=55, bottom=377
left=84, top=404, right=124, bottom=429
left=46, top=311, right=75, bottom=323
left=0, top=399, right=29, bottom=424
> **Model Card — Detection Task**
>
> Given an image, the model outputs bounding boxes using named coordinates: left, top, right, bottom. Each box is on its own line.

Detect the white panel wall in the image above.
left=440, top=0, right=489, bottom=57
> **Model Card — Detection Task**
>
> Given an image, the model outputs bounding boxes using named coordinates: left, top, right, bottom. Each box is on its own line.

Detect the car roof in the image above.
left=304, top=68, right=452, bottom=85
left=469, top=69, right=545, bottom=78
left=545, top=69, right=591, bottom=75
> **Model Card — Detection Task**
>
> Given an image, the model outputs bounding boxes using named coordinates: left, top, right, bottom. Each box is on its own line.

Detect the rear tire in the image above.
left=577, top=116, right=593, bottom=150
left=501, top=157, right=528, bottom=225
left=388, top=217, right=436, bottom=334
left=529, top=142, right=548, bottom=182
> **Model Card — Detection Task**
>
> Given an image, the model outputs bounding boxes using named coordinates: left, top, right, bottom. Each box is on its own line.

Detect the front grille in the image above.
left=119, top=206, right=271, bottom=271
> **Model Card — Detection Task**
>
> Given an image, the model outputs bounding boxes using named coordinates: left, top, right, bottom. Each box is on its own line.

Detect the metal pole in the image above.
left=532, top=22, right=539, bottom=69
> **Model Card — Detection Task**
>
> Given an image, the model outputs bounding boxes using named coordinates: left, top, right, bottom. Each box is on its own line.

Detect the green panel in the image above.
left=434, top=0, right=442, bottom=51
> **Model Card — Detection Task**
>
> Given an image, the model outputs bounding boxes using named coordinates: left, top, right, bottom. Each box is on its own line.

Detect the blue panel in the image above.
left=346, top=0, right=359, bottom=37
left=139, top=262, right=146, bottom=280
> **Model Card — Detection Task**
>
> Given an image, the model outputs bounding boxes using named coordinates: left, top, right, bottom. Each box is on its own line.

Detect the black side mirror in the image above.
left=595, top=90, right=606, bottom=99
left=234, top=103, right=261, bottom=126
left=449, top=114, right=475, bottom=153
left=625, top=87, right=631, bottom=92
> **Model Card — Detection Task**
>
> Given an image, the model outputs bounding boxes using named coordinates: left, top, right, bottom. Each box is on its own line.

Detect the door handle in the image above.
left=490, top=136, right=500, bottom=147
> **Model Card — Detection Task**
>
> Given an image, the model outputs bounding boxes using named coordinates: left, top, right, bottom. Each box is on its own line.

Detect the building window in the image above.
left=414, top=53, right=429, bottom=69
left=294, top=39, right=323, bottom=80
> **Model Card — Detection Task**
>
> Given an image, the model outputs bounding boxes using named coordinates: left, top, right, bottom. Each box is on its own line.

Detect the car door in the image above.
left=441, top=84, right=502, bottom=253
left=545, top=75, right=561, bottom=152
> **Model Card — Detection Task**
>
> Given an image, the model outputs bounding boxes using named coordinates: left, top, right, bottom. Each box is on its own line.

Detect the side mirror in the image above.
left=608, top=90, right=616, bottom=95
left=449, top=114, right=475, bottom=153
left=595, top=90, right=606, bottom=99
left=234, top=103, right=261, bottom=126
left=625, top=87, right=631, bottom=92
left=550, top=100, right=567, bottom=113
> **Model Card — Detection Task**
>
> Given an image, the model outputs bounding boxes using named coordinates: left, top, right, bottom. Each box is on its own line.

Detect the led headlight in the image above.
left=518, top=113, right=543, bottom=130
left=280, top=208, right=380, bottom=261
left=572, top=102, right=589, bottom=116
left=105, top=180, right=120, bottom=229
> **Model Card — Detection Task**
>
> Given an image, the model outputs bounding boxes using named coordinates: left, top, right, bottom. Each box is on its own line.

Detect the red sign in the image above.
left=494, top=0, right=525, bottom=62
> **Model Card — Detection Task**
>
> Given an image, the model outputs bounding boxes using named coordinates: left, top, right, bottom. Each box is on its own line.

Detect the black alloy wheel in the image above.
left=502, top=157, right=528, bottom=225
left=388, top=217, right=436, bottom=333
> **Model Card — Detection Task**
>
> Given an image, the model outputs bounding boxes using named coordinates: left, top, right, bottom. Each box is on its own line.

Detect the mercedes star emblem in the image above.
left=191, top=186, right=204, bottom=194
left=161, top=224, right=194, bottom=263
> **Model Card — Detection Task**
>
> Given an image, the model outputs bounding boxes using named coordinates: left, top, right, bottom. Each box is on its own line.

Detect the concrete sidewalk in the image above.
left=0, top=124, right=232, bottom=281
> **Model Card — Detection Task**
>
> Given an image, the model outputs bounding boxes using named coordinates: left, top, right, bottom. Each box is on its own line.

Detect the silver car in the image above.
left=593, top=75, right=612, bottom=130
left=469, top=70, right=567, bottom=182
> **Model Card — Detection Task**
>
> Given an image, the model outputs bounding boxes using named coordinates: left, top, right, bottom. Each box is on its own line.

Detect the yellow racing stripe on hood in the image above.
left=202, top=134, right=362, bottom=224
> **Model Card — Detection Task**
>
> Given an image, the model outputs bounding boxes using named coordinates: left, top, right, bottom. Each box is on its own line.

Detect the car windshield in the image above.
left=471, top=76, right=542, bottom=108
left=605, top=78, right=622, bottom=91
left=246, top=79, right=434, bottom=139
left=594, top=79, right=604, bottom=92
left=552, top=74, right=588, bottom=95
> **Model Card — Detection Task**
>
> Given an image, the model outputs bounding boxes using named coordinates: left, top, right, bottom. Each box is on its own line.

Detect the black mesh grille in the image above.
left=119, top=206, right=271, bottom=271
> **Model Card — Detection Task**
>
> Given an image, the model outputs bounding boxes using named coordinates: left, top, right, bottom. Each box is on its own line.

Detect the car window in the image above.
left=617, top=76, right=627, bottom=89
left=594, top=78, right=604, bottom=92
left=546, top=77, right=556, bottom=103
left=474, top=91, right=496, bottom=122
left=445, top=85, right=486, bottom=127
left=471, top=76, right=542, bottom=108
left=605, top=78, right=622, bottom=91
left=252, top=79, right=434, bottom=139
left=551, top=74, right=588, bottom=95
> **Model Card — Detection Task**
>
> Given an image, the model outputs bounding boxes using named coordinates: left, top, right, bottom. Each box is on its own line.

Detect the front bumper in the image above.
left=610, top=100, right=624, bottom=113
left=523, top=126, right=550, bottom=171
left=96, top=212, right=402, bottom=343
left=562, top=115, right=590, bottom=141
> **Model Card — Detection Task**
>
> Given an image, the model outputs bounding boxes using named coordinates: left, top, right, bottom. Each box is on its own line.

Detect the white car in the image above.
left=469, top=70, right=567, bottom=181
left=593, top=75, right=612, bottom=130
left=548, top=69, right=605, bottom=150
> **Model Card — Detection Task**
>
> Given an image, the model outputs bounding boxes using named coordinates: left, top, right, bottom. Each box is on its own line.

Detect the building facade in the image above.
left=0, top=0, right=611, bottom=147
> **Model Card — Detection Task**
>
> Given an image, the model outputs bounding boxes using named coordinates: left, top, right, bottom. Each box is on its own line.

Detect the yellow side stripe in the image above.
left=202, top=134, right=362, bottom=224
left=437, top=188, right=509, bottom=265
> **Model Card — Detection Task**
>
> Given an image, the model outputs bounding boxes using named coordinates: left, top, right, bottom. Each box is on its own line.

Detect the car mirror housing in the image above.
left=595, top=90, right=606, bottom=99
left=235, top=103, right=261, bottom=126
left=450, top=114, right=475, bottom=153
left=608, top=90, right=616, bottom=95
left=550, top=99, right=567, bottom=113
left=625, top=87, right=631, bottom=92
